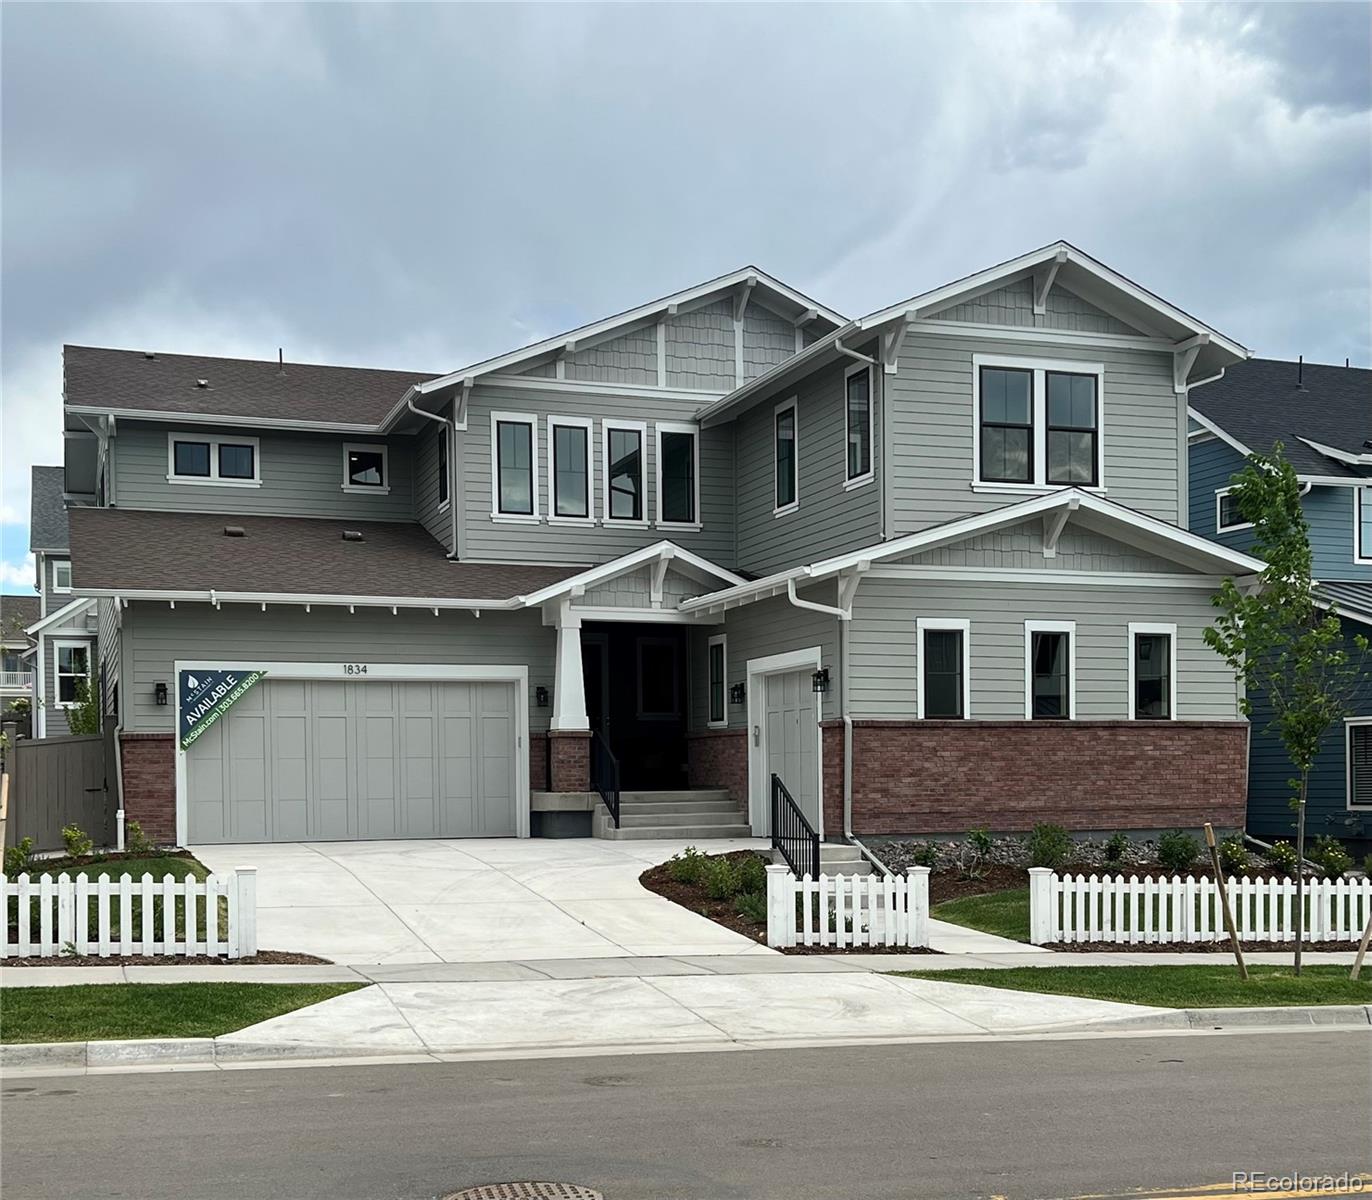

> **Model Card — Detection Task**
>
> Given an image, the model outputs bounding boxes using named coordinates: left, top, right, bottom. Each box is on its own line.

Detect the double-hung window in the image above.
left=1357, top=488, right=1372, bottom=564
left=1129, top=623, right=1176, bottom=720
left=548, top=416, right=593, bottom=522
left=437, top=426, right=450, bottom=510
left=1348, top=720, right=1372, bottom=809
left=974, top=357, right=1103, bottom=489
left=342, top=443, right=388, bottom=492
left=774, top=399, right=798, bottom=515
left=845, top=364, right=873, bottom=485
left=707, top=634, right=728, bottom=727
left=54, top=640, right=90, bottom=708
left=917, top=619, right=969, bottom=719
left=1216, top=487, right=1251, bottom=532
left=491, top=413, right=538, bottom=519
left=603, top=421, right=646, bottom=524
left=1025, top=620, right=1075, bottom=719
left=52, top=559, right=72, bottom=594
left=656, top=422, right=699, bottom=527
left=168, top=433, right=260, bottom=485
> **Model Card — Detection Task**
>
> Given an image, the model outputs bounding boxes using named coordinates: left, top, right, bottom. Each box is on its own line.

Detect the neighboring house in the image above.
left=28, top=465, right=99, bottom=738
left=60, top=243, right=1264, bottom=850
left=0, top=593, right=40, bottom=715
left=1189, top=358, right=1372, bottom=849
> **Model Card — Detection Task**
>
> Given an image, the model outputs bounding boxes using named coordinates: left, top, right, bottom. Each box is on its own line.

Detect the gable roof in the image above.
left=514, top=541, right=745, bottom=609
left=1188, top=358, right=1371, bottom=481
left=1319, top=580, right=1372, bottom=628
left=0, top=594, right=40, bottom=640
left=29, top=466, right=70, bottom=552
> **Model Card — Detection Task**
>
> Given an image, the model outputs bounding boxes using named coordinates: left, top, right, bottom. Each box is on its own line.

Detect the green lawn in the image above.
left=32, top=855, right=209, bottom=883
left=0, top=983, right=362, bottom=1043
left=893, top=964, right=1372, bottom=1008
left=933, top=888, right=1030, bottom=942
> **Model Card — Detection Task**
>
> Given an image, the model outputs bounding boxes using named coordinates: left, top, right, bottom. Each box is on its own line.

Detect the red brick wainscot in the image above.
left=686, top=728, right=748, bottom=808
left=119, top=732, right=177, bottom=845
left=838, top=720, right=1249, bottom=836
left=531, top=730, right=591, bottom=793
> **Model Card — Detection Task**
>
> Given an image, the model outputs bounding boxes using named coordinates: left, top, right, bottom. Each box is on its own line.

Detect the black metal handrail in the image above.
left=591, top=729, right=621, bottom=828
left=771, top=773, right=820, bottom=878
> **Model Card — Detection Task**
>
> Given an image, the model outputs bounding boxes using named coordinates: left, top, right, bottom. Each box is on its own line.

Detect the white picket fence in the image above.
left=765, top=863, right=930, bottom=949
left=1029, top=867, right=1372, bottom=946
left=1, top=869, right=257, bottom=959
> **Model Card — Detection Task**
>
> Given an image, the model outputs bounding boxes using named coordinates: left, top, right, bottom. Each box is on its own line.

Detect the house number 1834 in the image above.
left=343, top=664, right=369, bottom=675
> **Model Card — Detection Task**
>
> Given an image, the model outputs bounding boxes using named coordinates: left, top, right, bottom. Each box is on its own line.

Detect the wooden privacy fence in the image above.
left=2, top=869, right=257, bottom=959
left=765, top=863, right=930, bottom=949
left=6, top=734, right=111, bottom=852
left=1029, top=868, right=1372, bottom=946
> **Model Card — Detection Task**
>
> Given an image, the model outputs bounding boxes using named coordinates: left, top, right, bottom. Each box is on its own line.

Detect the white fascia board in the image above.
left=1296, top=436, right=1372, bottom=468
left=516, top=540, right=744, bottom=609
left=75, top=588, right=521, bottom=611
left=24, top=596, right=96, bottom=636
left=417, top=267, right=846, bottom=398
left=475, top=375, right=725, bottom=404
left=1185, top=406, right=1253, bottom=459
left=64, top=405, right=383, bottom=435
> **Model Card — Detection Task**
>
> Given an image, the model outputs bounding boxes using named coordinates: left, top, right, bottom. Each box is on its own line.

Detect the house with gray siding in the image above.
left=1188, top=358, right=1371, bottom=852
left=52, top=245, right=1267, bottom=852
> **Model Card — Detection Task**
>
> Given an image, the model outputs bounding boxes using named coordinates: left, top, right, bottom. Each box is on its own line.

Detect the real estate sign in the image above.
left=178, top=669, right=267, bottom=749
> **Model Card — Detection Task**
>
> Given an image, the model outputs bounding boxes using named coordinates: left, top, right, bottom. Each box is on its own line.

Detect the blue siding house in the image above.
left=1188, top=358, right=1372, bottom=852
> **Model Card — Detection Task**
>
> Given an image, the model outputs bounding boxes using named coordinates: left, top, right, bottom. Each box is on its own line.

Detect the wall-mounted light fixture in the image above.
left=810, top=667, right=830, bottom=695
left=729, top=681, right=746, bottom=706
left=535, top=686, right=549, bottom=708
left=154, top=681, right=169, bottom=707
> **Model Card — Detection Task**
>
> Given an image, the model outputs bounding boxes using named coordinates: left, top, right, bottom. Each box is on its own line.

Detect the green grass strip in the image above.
left=932, top=888, right=1030, bottom=942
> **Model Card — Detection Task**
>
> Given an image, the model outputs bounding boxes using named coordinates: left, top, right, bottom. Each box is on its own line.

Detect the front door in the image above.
left=763, top=670, right=820, bottom=834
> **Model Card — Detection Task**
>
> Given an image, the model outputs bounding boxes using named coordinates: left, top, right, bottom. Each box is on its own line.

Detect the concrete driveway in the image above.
left=192, top=837, right=772, bottom=965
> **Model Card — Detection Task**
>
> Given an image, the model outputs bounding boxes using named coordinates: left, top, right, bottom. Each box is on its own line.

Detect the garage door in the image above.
left=186, top=678, right=519, bottom=844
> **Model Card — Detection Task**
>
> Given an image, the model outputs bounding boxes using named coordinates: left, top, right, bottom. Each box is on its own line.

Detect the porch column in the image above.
left=550, top=603, right=588, bottom=732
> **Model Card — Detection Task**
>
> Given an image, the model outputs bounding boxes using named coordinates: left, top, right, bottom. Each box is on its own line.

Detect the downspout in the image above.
left=406, top=396, right=459, bottom=559
left=112, top=717, right=126, bottom=852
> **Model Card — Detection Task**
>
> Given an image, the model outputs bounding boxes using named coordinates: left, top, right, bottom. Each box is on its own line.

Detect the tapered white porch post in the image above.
left=550, top=600, right=588, bottom=732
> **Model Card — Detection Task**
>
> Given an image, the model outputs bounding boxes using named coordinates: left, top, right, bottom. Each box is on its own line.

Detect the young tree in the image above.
left=1205, top=445, right=1369, bottom=974
left=64, top=677, right=101, bottom=736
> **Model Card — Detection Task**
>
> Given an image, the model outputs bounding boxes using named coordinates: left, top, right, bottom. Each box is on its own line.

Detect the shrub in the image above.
left=1364, top=852, right=1372, bottom=876
left=61, top=823, right=93, bottom=859
left=1218, top=835, right=1250, bottom=875
left=667, top=846, right=708, bottom=886
left=1310, top=836, right=1352, bottom=880
left=909, top=842, right=940, bottom=869
left=733, top=890, right=767, bottom=924
left=958, top=827, right=994, bottom=880
left=1156, top=829, right=1200, bottom=873
left=4, top=836, right=34, bottom=876
left=64, top=677, right=101, bottom=737
left=966, top=827, right=993, bottom=858
left=1026, top=823, right=1073, bottom=869
left=125, top=820, right=155, bottom=856
left=702, top=855, right=741, bottom=901
left=1266, top=839, right=1300, bottom=876
left=735, top=853, right=768, bottom=895
left=1103, top=832, right=1130, bottom=864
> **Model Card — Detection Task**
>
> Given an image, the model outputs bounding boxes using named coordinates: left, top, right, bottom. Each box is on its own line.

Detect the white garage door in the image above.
left=186, top=678, right=519, bottom=844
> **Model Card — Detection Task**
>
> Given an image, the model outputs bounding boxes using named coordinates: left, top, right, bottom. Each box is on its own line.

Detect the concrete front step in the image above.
left=618, top=798, right=741, bottom=815
left=595, top=821, right=754, bottom=841
left=771, top=843, right=874, bottom=876
left=618, top=809, right=747, bottom=829
left=617, top=790, right=732, bottom=805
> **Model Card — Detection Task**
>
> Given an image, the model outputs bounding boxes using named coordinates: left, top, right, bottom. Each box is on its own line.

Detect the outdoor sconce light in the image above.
left=535, top=686, right=549, bottom=708
left=811, top=668, right=830, bottom=695
left=729, top=681, right=746, bottom=706
left=154, top=681, right=169, bottom=707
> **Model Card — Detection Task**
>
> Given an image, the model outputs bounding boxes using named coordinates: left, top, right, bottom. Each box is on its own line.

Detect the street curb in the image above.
left=1062, top=1003, right=1372, bottom=1033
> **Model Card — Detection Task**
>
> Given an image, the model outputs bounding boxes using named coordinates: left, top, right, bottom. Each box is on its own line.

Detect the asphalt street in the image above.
left=3, top=1030, right=1369, bottom=1199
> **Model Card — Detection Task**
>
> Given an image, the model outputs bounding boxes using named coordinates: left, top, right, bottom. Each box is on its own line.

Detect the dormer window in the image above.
left=168, top=433, right=260, bottom=486
left=343, top=443, right=388, bottom=493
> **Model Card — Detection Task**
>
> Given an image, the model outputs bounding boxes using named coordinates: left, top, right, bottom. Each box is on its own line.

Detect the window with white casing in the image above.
left=342, top=443, right=388, bottom=493
left=167, top=433, right=261, bottom=486
left=1216, top=487, right=1252, bottom=532
left=1349, top=719, right=1372, bottom=809
left=548, top=416, right=594, bottom=523
left=845, top=363, right=873, bottom=486
left=1357, top=487, right=1372, bottom=564
left=54, top=640, right=90, bottom=707
left=1129, top=623, right=1176, bottom=720
left=491, top=413, right=538, bottom=519
left=973, top=356, right=1104, bottom=491
left=707, top=634, right=727, bottom=727
left=656, top=422, right=700, bottom=528
left=1025, top=620, right=1075, bottom=719
left=774, top=399, right=798, bottom=515
left=52, top=559, right=72, bottom=594
left=917, top=618, right=969, bottom=719
left=603, top=420, right=647, bottom=525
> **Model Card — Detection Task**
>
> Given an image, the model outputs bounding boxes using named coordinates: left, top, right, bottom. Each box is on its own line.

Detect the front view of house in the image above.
left=58, top=243, right=1262, bottom=848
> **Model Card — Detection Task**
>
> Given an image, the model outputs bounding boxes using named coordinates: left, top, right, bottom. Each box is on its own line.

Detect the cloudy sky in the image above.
left=2, top=2, right=1369, bottom=590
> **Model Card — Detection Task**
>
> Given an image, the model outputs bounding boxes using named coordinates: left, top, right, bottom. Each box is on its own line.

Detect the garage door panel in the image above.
left=228, top=714, right=269, bottom=842
left=402, top=710, right=438, bottom=837
left=315, top=710, right=352, bottom=839
left=187, top=719, right=228, bottom=843
left=361, top=711, right=399, bottom=839
left=273, top=714, right=310, bottom=842
left=477, top=703, right=516, bottom=836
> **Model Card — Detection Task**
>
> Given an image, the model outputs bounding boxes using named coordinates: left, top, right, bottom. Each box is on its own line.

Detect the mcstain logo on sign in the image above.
left=179, top=669, right=267, bottom=749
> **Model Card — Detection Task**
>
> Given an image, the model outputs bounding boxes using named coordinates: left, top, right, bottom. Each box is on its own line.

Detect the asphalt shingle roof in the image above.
left=1189, top=358, right=1371, bottom=479
left=1321, top=580, right=1372, bottom=628
left=63, top=345, right=440, bottom=429
left=0, top=594, right=40, bottom=639
left=29, top=466, right=69, bottom=551
left=67, top=509, right=580, bottom=602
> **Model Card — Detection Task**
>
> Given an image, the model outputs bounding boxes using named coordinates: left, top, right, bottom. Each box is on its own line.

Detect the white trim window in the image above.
left=1348, top=718, right=1372, bottom=809
left=547, top=416, right=594, bottom=523
left=603, top=420, right=647, bottom=525
left=707, top=633, right=728, bottom=727
left=52, top=559, right=72, bottom=594
left=491, top=412, right=539, bottom=520
left=973, top=355, right=1104, bottom=491
left=54, top=639, right=91, bottom=708
left=437, top=425, right=450, bottom=512
left=1025, top=620, right=1076, bottom=720
left=1356, top=487, right=1372, bottom=565
left=774, top=398, right=798, bottom=516
left=167, top=433, right=261, bottom=487
left=1128, top=622, right=1177, bottom=720
left=342, top=443, right=389, bottom=493
left=916, top=618, right=970, bottom=719
left=1216, top=486, right=1253, bottom=532
left=844, top=363, right=874, bottom=488
left=655, top=421, right=700, bottom=529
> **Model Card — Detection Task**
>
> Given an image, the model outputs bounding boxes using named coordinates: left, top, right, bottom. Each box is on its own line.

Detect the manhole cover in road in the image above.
left=443, top=1186, right=603, bottom=1200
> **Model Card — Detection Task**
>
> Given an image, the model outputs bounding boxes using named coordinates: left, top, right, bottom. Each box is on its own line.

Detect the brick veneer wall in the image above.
left=840, top=719, right=1248, bottom=836
left=687, top=729, right=747, bottom=806
left=119, top=733, right=177, bottom=845
left=545, top=730, right=590, bottom=792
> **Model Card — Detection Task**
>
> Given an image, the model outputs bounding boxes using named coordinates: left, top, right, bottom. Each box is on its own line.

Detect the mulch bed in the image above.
left=2, top=950, right=332, bottom=967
